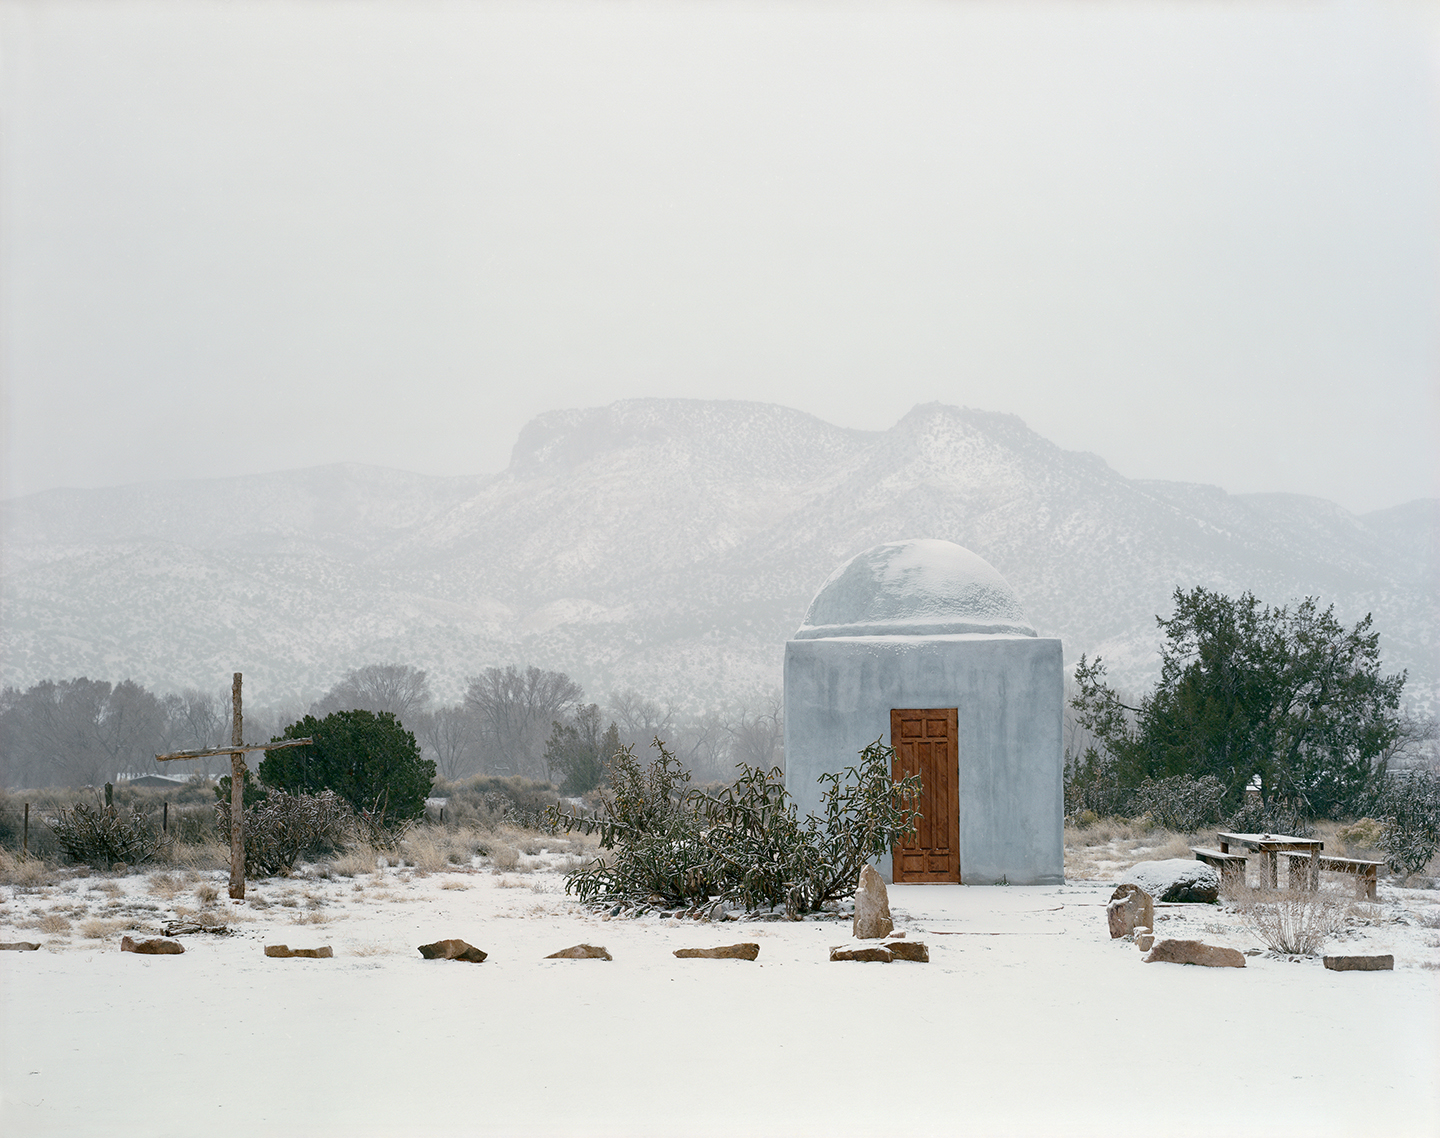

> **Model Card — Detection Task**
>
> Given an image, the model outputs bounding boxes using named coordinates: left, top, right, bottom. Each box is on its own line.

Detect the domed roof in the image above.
left=794, top=539, right=1036, bottom=639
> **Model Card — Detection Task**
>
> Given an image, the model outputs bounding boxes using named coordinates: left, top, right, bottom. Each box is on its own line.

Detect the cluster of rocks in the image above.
left=1106, top=882, right=1243, bottom=967
left=830, top=865, right=930, bottom=964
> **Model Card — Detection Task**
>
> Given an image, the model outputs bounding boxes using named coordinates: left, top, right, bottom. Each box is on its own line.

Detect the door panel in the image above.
left=891, top=708, right=960, bottom=883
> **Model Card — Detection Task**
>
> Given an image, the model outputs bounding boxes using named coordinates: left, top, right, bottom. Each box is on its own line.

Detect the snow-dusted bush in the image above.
left=1222, top=798, right=1313, bottom=839
left=48, top=801, right=168, bottom=870
left=546, top=737, right=921, bottom=915
left=1129, top=774, right=1227, bottom=833
left=218, top=788, right=351, bottom=877
left=1232, top=881, right=1353, bottom=955
left=1375, top=771, right=1440, bottom=882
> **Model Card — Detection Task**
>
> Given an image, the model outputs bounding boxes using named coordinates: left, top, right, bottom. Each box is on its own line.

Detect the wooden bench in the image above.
left=1283, top=852, right=1382, bottom=900
left=1192, top=847, right=1247, bottom=884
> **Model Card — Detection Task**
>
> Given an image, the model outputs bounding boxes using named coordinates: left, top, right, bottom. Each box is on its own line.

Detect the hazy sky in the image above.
left=2, top=0, right=1436, bottom=514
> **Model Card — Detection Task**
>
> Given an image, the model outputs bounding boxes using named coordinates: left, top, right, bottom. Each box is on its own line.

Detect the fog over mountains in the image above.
left=3, top=399, right=1435, bottom=714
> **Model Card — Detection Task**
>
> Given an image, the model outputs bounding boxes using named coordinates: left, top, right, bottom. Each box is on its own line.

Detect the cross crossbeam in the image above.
left=156, top=738, right=312, bottom=763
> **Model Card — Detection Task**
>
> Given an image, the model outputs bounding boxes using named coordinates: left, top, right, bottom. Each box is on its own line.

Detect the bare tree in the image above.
left=162, top=687, right=230, bottom=775
left=607, top=687, right=675, bottom=754
left=0, top=677, right=169, bottom=787
left=724, top=691, right=784, bottom=774
left=464, top=665, right=583, bottom=780
left=311, top=663, right=431, bottom=723
left=415, top=704, right=483, bottom=781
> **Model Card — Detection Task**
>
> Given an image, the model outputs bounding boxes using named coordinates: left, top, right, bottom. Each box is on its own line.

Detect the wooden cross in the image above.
left=156, top=673, right=311, bottom=900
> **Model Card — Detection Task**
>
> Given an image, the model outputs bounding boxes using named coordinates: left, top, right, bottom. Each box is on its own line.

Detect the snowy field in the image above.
left=3, top=847, right=1438, bottom=1138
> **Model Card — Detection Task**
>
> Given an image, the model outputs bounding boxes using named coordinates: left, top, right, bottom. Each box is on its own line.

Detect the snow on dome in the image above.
left=794, top=539, right=1036, bottom=639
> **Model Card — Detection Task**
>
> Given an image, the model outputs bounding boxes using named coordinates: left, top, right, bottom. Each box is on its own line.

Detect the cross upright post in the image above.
left=155, top=671, right=311, bottom=903
left=228, top=672, right=245, bottom=899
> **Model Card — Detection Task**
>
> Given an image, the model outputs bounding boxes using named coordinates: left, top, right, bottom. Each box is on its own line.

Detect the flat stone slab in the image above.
left=546, top=943, right=612, bottom=960
left=673, top=943, right=760, bottom=960
left=121, top=936, right=184, bottom=955
left=1142, top=938, right=1244, bottom=968
left=1324, top=954, right=1394, bottom=971
left=265, top=945, right=334, bottom=959
left=417, top=939, right=487, bottom=962
left=883, top=940, right=929, bottom=962
left=830, top=944, right=893, bottom=962
left=0, top=941, right=40, bottom=951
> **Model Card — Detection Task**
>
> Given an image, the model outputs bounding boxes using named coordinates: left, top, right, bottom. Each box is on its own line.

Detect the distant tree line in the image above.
left=0, top=661, right=785, bottom=792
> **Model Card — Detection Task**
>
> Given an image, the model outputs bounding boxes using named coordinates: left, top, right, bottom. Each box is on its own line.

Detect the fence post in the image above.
left=163, top=801, right=169, bottom=834
left=105, top=782, right=114, bottom=810
left=22, top=802, right=29, bottom=861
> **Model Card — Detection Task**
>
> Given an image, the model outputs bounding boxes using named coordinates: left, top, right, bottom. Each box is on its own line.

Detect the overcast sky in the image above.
left=2, top=0, right=1436, bottom=514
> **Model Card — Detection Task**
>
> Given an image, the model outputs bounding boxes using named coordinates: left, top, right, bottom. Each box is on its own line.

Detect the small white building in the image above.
left=783, top=539, right=1064, bottom=885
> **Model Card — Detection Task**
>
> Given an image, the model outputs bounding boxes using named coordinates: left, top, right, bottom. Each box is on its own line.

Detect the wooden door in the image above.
left=891, top=708, right=960, bottom=883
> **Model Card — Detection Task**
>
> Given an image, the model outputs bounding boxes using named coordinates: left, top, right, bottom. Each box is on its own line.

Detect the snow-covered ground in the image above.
left=3, top=849, right=1438, bottom=1137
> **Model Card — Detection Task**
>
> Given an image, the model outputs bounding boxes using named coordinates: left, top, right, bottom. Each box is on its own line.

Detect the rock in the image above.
left=1142, top=938, right=1245, bottom=968
left=120, top=936, right=184, bottom=955
left=1120, top=859, right=1219, bottom=904
left=1106, top=884, right=1154, bottom=939
left=265, top=945, right=334, bottom=958
left=0, top=941, right=40, bottom=951
left=882, top=940, right=929, bottom=962
left=162, top=921, right=230, bottom=937
left=417, top=939, right=487, bottom=962
left=852, top=865, right=894, bottom=939
left=1323, top=954, right=1394, bottom=971
left=831, top=944, right=894, bottom=962
left=673, top=943, right=761, bottom=960
left=1135, top=928, right=1155, bottom=952
left=546, top=943, right=612, bottom=960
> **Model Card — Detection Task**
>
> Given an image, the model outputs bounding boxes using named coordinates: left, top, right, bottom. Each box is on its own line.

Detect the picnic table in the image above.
left=1216, top=831, right=1323, bottom=888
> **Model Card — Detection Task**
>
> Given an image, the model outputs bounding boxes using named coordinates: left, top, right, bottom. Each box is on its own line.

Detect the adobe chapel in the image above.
left=783, top=538, right=1064, bottom=885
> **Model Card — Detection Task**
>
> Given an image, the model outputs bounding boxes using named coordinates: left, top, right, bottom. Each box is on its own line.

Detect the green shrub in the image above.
left=259, top=710, right=435, bottom=832
left=1375, top=772, right=1440, bottom=881
left=546, top=737, right=921, bottom=915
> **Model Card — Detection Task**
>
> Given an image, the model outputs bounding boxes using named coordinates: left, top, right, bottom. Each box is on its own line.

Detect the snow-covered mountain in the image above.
left=3, top=399, right=1435, bottom=713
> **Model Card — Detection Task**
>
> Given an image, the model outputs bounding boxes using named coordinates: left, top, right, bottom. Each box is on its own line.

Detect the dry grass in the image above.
left=489, top=843, right=522, bottom=872
left=146, top=872, right=188, bottom=900
left=400, top=829, right=477, bottom=872
left=0, top=849, right=55, bottom=889
left=439, top=879, right=470, bottom=891
left=194, top=883, right=219, bottom=905
left=328, top=846, right=382, bottom=878
left=161, top=839, right=229, bottom=872
left=1231, top=881, right=1355, bottom=955
left=79, top=916, right=143, bottom=939
left=28, top=912, right=72, bottom=935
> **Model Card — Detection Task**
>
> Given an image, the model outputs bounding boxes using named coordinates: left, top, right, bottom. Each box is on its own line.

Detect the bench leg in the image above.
left=1261, top=851, right=1277, bottom=888
left=1360, top=871, right=1376, bottom=901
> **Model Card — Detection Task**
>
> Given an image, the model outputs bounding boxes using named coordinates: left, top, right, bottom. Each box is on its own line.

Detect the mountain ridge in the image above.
left=2, top=399, right=1434, bottom=714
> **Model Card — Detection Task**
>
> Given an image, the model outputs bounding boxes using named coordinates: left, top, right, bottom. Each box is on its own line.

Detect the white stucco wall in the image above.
left=783, top=634, right=1064, bottom=886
